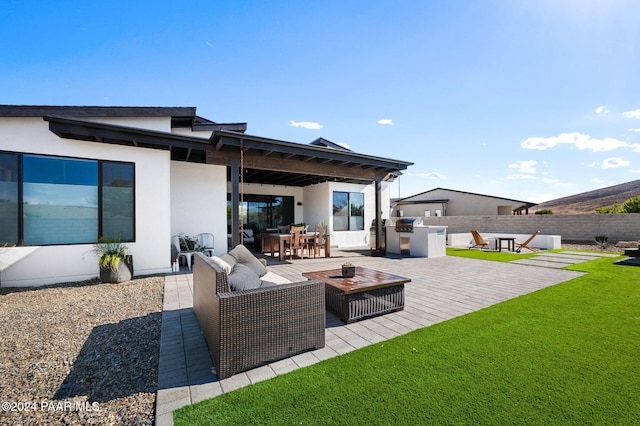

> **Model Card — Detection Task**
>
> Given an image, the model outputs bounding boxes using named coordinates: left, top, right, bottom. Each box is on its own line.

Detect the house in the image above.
left=0, top=105, right=412, bottom=287
left=391, top=187, right=536, bottom=217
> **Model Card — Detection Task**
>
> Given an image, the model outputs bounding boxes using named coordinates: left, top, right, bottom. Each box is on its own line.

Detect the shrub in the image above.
left=596, top=203, right=623, bottom=214
left=596, top=196, right=640, bottom=214
left=535, top=209, right=553, bottom=215
left=621, top=195, right=640, bottom=213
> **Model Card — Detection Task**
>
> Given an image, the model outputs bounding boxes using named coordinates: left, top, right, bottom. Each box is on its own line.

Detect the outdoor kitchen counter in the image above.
left=385, top=224, right=448, bottom=257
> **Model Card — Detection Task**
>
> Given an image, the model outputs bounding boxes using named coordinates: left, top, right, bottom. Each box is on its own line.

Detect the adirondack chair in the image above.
left=515, top=230, right=540, bottom=253
left=470, top=230, right=492, bottom=250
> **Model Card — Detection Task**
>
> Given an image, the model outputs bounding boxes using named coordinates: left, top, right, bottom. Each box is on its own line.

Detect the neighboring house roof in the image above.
left=392, top=198, right=449, bottom=205
left=36, top=109, right=412, bottom=187
left=395, top=187, right=534, bottom=205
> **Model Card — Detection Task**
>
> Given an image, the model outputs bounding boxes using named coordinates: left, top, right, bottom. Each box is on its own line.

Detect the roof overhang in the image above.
left=513, top=202, right=538, bottom=213
left=1, top=105, right=197, bottom=117
left=45, top=116, right=412, bottom=187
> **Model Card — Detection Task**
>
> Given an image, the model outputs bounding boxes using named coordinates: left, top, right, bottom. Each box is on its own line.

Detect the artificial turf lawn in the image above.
left=174, top=254, right=639, bottom=425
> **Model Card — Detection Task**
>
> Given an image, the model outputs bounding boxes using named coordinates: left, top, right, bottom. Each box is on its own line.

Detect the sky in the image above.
left=2, top=0, right=640, bottom=203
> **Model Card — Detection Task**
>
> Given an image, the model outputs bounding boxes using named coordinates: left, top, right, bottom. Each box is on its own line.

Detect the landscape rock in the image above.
left=0, top=276, right=164, bottom=425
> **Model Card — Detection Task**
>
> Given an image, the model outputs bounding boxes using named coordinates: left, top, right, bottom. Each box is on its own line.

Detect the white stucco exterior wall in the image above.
left=303, top=183, right=330, bottom=232
left=0, top=117, right=172, bottom=287
left=170, top=161, right=227, bottom=256
left=327, top=181, right=389, bottom=248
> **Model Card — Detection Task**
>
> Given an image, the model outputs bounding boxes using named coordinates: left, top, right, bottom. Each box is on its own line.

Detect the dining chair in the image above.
left=284, top=226, right=307, bottom=259
left=196, top=233, right=215, bottom=256
left=172, top=235, right=195, bottom=270
left=311, top=225, right=327, bottom=258
left=277, top=225, right=291, bottom=234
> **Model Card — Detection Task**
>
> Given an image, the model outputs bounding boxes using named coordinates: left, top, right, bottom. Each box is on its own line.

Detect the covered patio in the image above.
left=154, top=251, right=585, bottom=425
left=45, top=116, right=413, bottom=253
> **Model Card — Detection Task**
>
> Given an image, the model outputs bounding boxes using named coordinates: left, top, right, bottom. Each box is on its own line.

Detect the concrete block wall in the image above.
left=422, top=214, right=640, bottom=243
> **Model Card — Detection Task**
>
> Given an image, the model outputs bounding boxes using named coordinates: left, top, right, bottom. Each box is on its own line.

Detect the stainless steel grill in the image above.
left=394, top=217, right=423, bottom=233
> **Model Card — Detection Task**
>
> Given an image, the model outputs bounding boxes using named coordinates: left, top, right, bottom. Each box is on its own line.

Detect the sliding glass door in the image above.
left=227, top=194, right=294, bottom=233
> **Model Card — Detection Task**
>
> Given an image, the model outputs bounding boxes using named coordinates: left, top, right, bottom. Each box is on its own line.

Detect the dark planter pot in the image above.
left=100, top=255, right=133, bottom=283
left=342, top=265, right=355, bottom=278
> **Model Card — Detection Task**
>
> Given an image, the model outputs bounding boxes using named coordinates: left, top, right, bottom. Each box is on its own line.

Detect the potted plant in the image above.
left=342, top=262, right=356, bottom=278
left=178, top=233, right=199, bottom=251
left=94, top=239, right=133, bottom=283
left=294, top=223, right=308, bottom=232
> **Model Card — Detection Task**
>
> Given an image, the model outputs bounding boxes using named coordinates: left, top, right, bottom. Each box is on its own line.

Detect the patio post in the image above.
left=230, top=158, right=240, bottom=248
left=373, top=175, right=384, bottom=256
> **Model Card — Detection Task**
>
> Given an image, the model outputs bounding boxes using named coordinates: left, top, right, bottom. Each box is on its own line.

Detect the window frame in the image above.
left=99, top=160, right=136, bottom=242
left=332, top=191, right=365, bottom=231
left=0, top=150, right=135, bottom=246
left=226, top=193, right=295, bottom=232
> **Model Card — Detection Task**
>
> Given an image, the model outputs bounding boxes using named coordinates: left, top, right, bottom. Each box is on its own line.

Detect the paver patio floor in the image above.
left=155, top=252, right=586, bottom=425
left=510, top=250, right=619, bottom=268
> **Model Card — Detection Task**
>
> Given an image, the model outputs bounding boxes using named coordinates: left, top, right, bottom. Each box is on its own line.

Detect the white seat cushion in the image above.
left=261, top=271, right=291, bottom=285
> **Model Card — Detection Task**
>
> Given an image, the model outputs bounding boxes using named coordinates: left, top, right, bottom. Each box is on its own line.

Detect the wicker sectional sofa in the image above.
left=193, top=249, right=326, bottom=380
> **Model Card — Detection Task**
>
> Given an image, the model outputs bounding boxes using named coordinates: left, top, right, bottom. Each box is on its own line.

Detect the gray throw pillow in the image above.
left=227, top=263, right=262, bottom=291
left=259, top=280, right=278, bottom=288
left=228, top=245, right=268, bottom=277
left=220, top=253, right=237, bottom=269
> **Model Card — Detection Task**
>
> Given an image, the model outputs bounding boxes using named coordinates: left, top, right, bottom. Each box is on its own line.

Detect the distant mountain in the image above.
left=533, top=180, right=640, bottom=214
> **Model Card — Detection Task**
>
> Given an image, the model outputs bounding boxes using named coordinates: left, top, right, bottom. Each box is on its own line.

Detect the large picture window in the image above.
left=0, top=151, right=135, bottom=246
left=333, top=191, right=364, bottom=231
left=23, top=155, right=98, bottom=245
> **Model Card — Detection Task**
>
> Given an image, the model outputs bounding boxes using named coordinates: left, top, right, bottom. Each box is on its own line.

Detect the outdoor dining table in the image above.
left=261, top=231, right=331, bottom=261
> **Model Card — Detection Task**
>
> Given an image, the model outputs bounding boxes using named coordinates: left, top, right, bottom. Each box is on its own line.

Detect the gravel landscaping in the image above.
left=561, top=242, right=626, bottom=253
left=0, top=276, right=164, bottom=425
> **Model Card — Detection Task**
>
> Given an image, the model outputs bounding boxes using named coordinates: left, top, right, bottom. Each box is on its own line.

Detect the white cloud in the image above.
left=416, top=172, right=447, bottom=180
left=507, top=174, right=536, bottom=180
left=521, top=132, right=628, bottom=152
left=508, top=160, right=537, bottom=173
left=595, top=106, right=609, bottom=114
left=629, top=128, right=640, bottom=132
left=289, top=120, right=323, bottom=130
left=540, top=178, right=558, bottom=183
left=377, top=119, right=393, bottom=125
left=623, top=109, right=640, bottom=119
left=591, top=178, right=605, bottom=184
left=603, top=157, right=630, bottom=168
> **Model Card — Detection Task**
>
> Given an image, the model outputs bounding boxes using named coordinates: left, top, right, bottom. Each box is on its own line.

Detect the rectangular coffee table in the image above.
left=302, top=267, right=411, bottom=324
